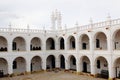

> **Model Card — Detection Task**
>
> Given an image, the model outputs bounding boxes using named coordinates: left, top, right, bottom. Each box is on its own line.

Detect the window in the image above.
left=97, top=60, right=100, bottom=69
left=12, top=42, right=16, bottom=50
left=96, top=39, right=100, bottom=48
left=13, top=61, right=17, bottom=69
left=73, top=58, right=76, bottom=65
left=72, top=41, right=75, bottom=49
left=82, top=43, right=86, bottom=49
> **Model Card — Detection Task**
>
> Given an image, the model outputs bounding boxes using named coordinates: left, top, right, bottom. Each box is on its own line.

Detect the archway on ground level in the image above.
left=59, top=37, right=65, bottom=50
left=69, top=55, right=76, bottom=71
left=12, top=37, right=26, bottom=51
left=114, top=58, right=120, bottom=78
left=68, top=36, right=76, bottom=50
left=46, top=55, right=55, bottom=69
left=59, top=55, right=65, bottom=69
left=94, top=32, right=107, bottom=50
left=113, top=30, right=120, bottom=50
left=31, top=56, right=42, bottom=72
left=46, top=38, right=55, bottom=50
left=0, top=58, right=8, bottom=75
left=30, top=37, right=41, bottom=51
left=80, top=34, right=89, bottom=50
left=81, top=56, right=90, bottom=73
left=95, top=56, right=108, bottom=79
left=0, top=36, right=8, bottom=52
left=13, top=57, right=26, bottom=74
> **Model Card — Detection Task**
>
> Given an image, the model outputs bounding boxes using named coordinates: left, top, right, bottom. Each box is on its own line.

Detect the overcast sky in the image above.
left=0, top=0, right=120, bottom=29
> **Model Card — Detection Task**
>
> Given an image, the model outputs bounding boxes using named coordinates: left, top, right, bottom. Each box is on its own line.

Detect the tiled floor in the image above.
left=0, top=71, right=107, bottom=80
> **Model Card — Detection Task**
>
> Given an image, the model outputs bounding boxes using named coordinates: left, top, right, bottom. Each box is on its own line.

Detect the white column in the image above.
left=8, top=39, right=12, bottom=52
left=55, top=38, right=59, bottom=50
left=26, top=39, right=30, bottom=52
left=26, top=59, right=31, bottom=72
left=56, top=58, right=60, bottom=68
left=65, top=37, right=68, bottom=51
left=76, top=59, right=80, bottom=73
left=8, top=61, right=13, bottom=74
left=76, top=36, right=79, bottom=51
left=42, top=58, right=46, bottom=70
left=107, top=31, right=112, bottom=53
left=91, top=60, right=96, bottom=75
left=108, top=62, right=114, bottom=79
left=42, top=38, right=46, bottom=51
left=65, top=59, right=70, bottom=70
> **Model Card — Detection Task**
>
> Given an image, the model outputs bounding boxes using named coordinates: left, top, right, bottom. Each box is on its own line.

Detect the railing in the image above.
left=0, top=18, right=120, bottom=33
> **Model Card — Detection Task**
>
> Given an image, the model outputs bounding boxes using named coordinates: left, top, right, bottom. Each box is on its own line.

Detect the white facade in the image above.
left=0, top=12, right=120, bottom=80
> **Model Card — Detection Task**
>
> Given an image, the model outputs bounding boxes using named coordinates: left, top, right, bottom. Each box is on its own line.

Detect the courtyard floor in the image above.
left=0, top=71, right=107, bottom=80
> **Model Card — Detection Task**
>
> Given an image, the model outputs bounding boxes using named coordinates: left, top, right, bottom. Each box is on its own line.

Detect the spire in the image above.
left=107, top=13, right=111, bottom=21
left=89, top=17, right=93, bottom=24
left=51, top=10, right=62, bottom=30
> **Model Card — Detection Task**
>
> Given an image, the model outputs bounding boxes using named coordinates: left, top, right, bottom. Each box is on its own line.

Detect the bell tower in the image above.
left=51, top=10, right=62, bottom=30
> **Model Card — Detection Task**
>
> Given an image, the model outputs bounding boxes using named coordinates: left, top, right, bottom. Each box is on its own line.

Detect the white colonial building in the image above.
left=0, top=11, right=120, bottom=80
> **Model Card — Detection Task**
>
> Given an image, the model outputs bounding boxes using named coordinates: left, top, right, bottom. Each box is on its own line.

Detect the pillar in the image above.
left=8, top=61, right=13, bottom=74
left=26, top=39, right=30, bottom=52
left=42, top=38, right=46, bottom=51
left=42, top=58, right=46, bottom=70
left=91, top=60, right=96, bottom=76
left=26, top=59, right=31, bottom=74
left=56, top=58, right=60, bottom=68
left=65, top=58, right=70, bottom=70
left=8, top=39, right=12, bottom=52
left=76, top=59, right=81, bottom=74
left=108, top=62, right=115, bottom=80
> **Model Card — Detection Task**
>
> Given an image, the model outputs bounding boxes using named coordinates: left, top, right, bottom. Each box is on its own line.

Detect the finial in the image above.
left=9, top=22, right=12, bottom=29
left=75, top=21, right=78, bottom=27
left=89, top=17, right=93, bottom=24
left=64, top=24, right=67, bottom=29
left=27, top=24, right=29, bottom=29
left=107, top=13, right=111, bottom=21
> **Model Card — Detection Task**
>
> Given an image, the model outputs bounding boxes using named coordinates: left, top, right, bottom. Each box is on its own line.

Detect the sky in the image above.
left=0, top=0, right=120, bottom=29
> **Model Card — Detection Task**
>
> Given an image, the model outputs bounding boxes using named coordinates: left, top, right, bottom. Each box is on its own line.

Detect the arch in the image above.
left=95, top=56, right=109, bottom=79
left=0, top=36, right=8, bottom=52
left=0, top=58, right=8, bottom=75
left=46, top=37, right=55, bottom=50
left=113, top=57, right=120, bottom=78
left=12, top=36, right=26, bottom=51
left=67, top=36, right=76, bottom=50
left=68, top=55, right=76, bottom=71
left=112, top=29, right=120, bottom=50
left=80, top=34, right=90, bottom=50
left=30, top=37, right=41, bottom=51
left=80, top=56, right=90, bottom=73
left=94, top=32, right=107, bottom=50
left=13, top=57, right=26, bottom=74
left=58, top=37, right=65, bottom=50
left=46, top=55, right=55, bottom=69
left=59, top=54, right=65, bottom=69
left=31, top=56, right=42, bottom=72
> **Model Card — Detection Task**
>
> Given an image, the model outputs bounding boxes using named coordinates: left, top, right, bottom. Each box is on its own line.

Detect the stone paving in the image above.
left=0, top=71, right=107, bottom=80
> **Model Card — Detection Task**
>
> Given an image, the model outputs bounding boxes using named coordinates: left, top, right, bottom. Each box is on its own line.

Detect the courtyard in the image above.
left=0, top=71, right=107, bottom=80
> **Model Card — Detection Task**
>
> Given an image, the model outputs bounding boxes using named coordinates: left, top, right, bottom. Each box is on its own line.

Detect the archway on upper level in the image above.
left=68, top=55, right=76, bottom=71
left=31, top=56, right=42, bottom=72
left=0, top=58, right=8, bottom=76
left=46, top=55, right=55, bottom=69
left=81, top=56, right=90, bottom=73
left=59, top=55, right=65, bottom=69
left=12, top=37, right=26, bottom=51
left=59, top=37, right=65, bottom=50
left=113, top=57, right=120, bottom=78
left=13, top=57, right=26, bottom=74
left=94, top=32, right=107, bottom=50
left=68, top=36, right=76, bottom=50
left=46, top=38, right=55, bottom=50
left=95, top=56, right=108, bottom=79
left=80, top=34, right=89, bottom=50
left=113, top=30, right=120, bottom=50
left=0, top=36, right=8, bottom=52
left=30, top=37, right=41, bottom=51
